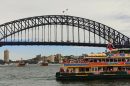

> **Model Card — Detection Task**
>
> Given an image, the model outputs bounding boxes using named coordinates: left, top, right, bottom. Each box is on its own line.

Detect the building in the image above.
left=41, top=56, right=48, bottom=62
left=4, top=49, right=9, bottom=63
left=47, top=55, right=55, bottom=63
left=55, top=54, right=62, bottom=63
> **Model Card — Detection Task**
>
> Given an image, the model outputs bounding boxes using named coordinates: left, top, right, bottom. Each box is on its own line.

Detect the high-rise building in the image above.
left=4, top=49, right=9, bottom=63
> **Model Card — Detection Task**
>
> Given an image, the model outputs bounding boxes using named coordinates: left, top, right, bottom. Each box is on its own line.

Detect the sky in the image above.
left=0, top=0, right=130, bottom=60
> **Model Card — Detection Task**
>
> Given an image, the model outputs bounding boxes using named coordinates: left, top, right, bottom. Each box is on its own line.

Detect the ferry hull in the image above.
left=56, top=72, right=130, bottom=81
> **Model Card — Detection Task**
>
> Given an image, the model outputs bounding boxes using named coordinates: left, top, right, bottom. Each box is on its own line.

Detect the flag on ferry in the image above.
left=107, top=42, right=114, bottom=51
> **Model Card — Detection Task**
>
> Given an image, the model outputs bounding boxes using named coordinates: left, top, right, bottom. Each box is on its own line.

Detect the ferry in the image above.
left=56, top=48, right=130, bottom=80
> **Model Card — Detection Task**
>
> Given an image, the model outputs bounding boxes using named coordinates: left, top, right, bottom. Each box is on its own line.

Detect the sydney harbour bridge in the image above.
left=0, top=15, right=130, bottom=48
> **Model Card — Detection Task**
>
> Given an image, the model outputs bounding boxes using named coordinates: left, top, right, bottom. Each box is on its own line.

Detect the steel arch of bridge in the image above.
left=0, top=15, right=130, bottom=48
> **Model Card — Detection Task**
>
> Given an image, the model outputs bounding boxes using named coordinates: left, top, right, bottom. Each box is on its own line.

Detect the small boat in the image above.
left=40, top=62, right=48, bottom=66
left=39, top=56, right=48, bottom=66
left=56, top=48, right=130, bottom=80
left=16, top=62, right=26, bottom=67
left=16, top=58, right=26, bottom=67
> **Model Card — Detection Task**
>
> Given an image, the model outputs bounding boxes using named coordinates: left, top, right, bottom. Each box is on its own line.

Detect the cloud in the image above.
left=112, top=14, right=130, bottom=22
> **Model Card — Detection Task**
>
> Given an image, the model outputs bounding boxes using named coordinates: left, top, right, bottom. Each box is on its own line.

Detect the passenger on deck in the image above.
left=66, top=68, right=69, bottom=73
left=60, top=67, right=64, bottom=72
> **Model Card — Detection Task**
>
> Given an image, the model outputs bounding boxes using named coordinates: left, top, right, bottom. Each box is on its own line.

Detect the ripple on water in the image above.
left=0, top=65, right=130, bottom=86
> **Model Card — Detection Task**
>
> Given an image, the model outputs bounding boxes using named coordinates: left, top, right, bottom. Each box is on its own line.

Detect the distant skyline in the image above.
left=0, top=46, right=106, bottom=60
left=0, top=0, right=130, bottom=60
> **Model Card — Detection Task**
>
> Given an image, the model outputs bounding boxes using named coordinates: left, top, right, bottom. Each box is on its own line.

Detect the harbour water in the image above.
left=0, top=64, right=130, bottom=86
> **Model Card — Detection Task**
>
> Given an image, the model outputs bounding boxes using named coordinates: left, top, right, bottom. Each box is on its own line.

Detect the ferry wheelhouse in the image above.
left=56, top=48, right=130, bottom=80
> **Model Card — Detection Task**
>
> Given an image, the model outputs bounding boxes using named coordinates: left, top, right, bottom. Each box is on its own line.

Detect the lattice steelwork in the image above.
left=0, top=15, right=129, bottom=48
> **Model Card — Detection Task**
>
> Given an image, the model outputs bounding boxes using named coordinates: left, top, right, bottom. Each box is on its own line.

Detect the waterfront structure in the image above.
left=41, top=56, right=47, bottom=62
left=47, top=54, right=63, bottom=63
left=47, top=55, right=55, bottom=63
left=33, top=54, right=41, bottom=63
left=4, top=49, right=9, bottom=63
left=55, top=54, right=62, bottom=63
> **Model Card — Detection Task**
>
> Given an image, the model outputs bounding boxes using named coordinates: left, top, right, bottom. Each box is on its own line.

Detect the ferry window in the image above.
left=114, top=59, right=118, bottom=62
left=85, top=68, right=89, bottom=71
left=106, top=59, right=109, bottom=62
left=91, top=68, right=94, bottom=71
left=126, top=67, right=130, bottom=70
left=98, top=67, right=102, bottom=71
left=79, top=68, right=86, bottom=72
left=71, top=68, right=75, bottom=73
left=118, top=59, right=121, bottom=62
left=108, top=59, right=111, bottom=62
left=103, top=67, right=107, bottom=72
left=110, top=59, right=113, bottom=62
left=94, top=59, right=97, bottom=62
left=97, top=59, right=99, bottom=62
left=95, top=68, right=98, bottom=71
left=122, top=58, right=126, bottom=62
left=90, top=59, right=93, bottom=62
left=106, top=67, right=113, bottom=71
left=102, top=59, right=105, bottom=62
left=84, top=59, right=88, bottom=62
left=118, top=67, right=121, bottom=71
left=122, top=67, right=126, bottom=71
